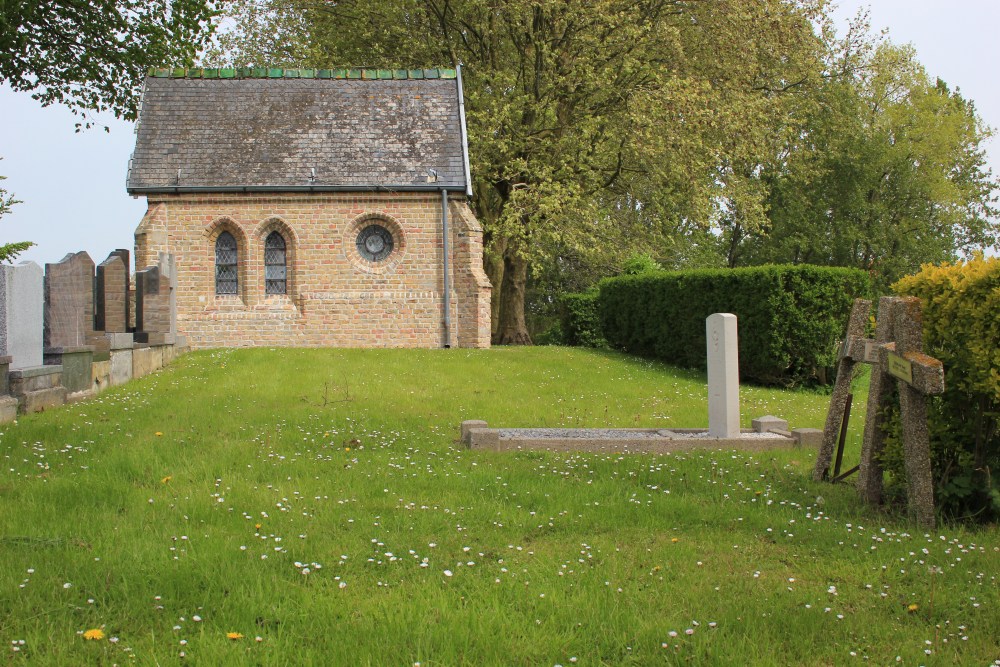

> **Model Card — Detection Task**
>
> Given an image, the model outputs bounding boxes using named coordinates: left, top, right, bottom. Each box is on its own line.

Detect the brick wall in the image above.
left=134, top=192, right=491, bottom=348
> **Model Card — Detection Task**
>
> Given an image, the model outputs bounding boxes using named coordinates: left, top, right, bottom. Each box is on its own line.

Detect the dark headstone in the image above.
left=96, top=253, right=129, bottom=333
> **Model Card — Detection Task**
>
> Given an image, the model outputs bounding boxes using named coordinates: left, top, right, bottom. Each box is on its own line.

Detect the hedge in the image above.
left=597, top=265, right=871, bottom=385
left=893, top=255, right=1000, bottom=520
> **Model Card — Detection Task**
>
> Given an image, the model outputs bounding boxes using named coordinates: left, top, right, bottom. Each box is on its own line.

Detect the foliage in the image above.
left=1, top=348, right=998, bottom=664
left=0, top=0, right=218, bottom=126
left=892, top=255, right=1000, bottom=521
left=729, top=32, right=999, bottom=289
left=0, top=168, right=32, bottom=263
left=620, top=253, right=663, bottom=276
left=556, top=290, right=606, bottom=349
left=598, top=264, right=871, bottom=386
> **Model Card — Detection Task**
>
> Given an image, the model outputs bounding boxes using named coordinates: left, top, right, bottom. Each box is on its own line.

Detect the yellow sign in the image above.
left=887, top=352, right=913, bottom=384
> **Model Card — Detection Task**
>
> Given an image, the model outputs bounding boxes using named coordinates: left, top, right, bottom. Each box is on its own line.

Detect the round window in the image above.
left=356, top=224, right=394, bottom=262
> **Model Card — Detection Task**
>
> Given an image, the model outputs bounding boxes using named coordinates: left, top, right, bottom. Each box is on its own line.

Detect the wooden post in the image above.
left=855, top=296, right=944, bottom=529
left=893, top=297, right=939, bottom=529
left=813, top=299, right=871, bottom=481
left=857, top=296, right=896, bottom=505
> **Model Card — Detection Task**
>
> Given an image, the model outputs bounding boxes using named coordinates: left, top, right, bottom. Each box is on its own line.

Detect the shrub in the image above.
left=893, top=255, right=1000, bottom=521
left=558, top=290, right=607, bottom=348
left=620, top=253, right=663, bottom=275
left=598, top=265, right=871, bottom=386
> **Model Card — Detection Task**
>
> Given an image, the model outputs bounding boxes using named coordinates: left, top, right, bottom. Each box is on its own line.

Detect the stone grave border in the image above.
left=461, top=313, right=824, bottom=455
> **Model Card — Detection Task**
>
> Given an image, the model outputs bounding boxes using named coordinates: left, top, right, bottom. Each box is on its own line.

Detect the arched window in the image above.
left=215, top=231, right=238, bottom=295
left=264, top=231, right=287, bottom=295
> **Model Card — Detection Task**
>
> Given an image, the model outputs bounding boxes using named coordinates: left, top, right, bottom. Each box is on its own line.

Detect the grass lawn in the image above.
left=1, top=347, right=997, bottom=665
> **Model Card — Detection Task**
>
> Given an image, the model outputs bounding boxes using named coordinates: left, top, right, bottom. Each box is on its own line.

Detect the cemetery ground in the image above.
left=1, top=348, right=997, bottom=665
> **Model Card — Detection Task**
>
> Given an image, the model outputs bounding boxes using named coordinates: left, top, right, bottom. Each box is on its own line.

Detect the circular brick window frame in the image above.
left=345, top=213, right=406, bottom=274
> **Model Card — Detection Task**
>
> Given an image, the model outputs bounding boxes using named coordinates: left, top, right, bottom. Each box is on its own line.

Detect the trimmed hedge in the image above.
left=597, top=265, right=871, bottom=385
left=893, top=255, right=1000, bottom=520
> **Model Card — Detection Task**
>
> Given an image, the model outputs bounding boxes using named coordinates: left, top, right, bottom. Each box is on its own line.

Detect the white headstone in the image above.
left=0, top=261, right=45, bottom=370
left=707, top=313, right=740, bottom=438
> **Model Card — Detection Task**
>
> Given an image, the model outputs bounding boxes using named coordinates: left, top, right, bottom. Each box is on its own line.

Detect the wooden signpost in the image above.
left=814, top=297, right=945, bottom=529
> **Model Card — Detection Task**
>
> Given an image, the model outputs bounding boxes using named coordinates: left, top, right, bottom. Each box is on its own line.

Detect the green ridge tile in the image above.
left=317, top=69, right=332, bottom=79
left=187, top=67, right=204, bottom=78
left=284, top=69, right=299, bottom=78
left=423, top=68, right=440, bottom=79
left=333, top=68, right=348, bottom=79
left=220, top=68, right=235, bottom=78
left=393, top=69, right=408, bottom=79
left=268, top=68, right=284, bottom=78
left=439, top=68, right=457, bottom=79
left=171, top=67, right=187, bottom=78
left=408, top=69, right=424, bottom=79
left=300, top=68, right=316, bottom=78
left=361, top=69, right=377, bottom=79
left=235, top=67, right=252, bottom=78
left=251, top=67, right=267, bottom=78
left=377, top=69, right=393, bottom=79
left=347, top=68, right=362, bottom=79
left=151, top=68, right=170, bottom=78
left=203, top=68, right=219, bottom=79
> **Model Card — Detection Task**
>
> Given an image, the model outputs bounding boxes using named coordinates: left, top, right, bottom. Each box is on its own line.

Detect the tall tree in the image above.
left=1, top=0, right=218, bottom=125
left=730, top=35, right=998, bottom=287
left=210, top=0, right=827, bottom=343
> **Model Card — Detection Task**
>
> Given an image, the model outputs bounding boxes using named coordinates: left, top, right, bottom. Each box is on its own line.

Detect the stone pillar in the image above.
left=812, top=299, right=871, bottom=481
left=894, top=297, right=936, bottom=529
left=0, top=355, right=16, bottom=422
left=707, top=313, right=740, bottom=438
left=0, top=261, right=44, bottom=370
left=857, top=297, right=896, bottom=503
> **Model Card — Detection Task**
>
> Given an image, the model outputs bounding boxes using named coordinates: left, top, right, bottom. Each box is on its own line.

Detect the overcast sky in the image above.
left=2, top=1, right=998, bottom=269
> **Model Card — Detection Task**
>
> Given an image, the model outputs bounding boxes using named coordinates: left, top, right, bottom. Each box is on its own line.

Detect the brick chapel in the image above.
left=126, top=67, right=491, bottom=349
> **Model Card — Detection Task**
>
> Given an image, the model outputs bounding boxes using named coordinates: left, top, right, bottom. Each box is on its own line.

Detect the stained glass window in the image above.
left=215, top=231, right=238, bottom=295
left=264, top=231, right=287, bottom=295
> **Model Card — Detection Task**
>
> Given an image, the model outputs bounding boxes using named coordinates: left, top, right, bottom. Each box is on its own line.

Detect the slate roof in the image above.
left=127, top=68, right=470, bottom=194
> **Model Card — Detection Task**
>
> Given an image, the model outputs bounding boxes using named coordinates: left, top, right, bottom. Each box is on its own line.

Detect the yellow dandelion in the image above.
left=83, top=628, right=105, bottom=641
left=227, top=632, right=244, bottom=640
left=344, top=447, right=351, bottom=452
left=671, top=538, right=679, bottom=543
left=908, top=603, right=919, bottom=612
left=254, top=523, right=262, bottom=530
left=161, top=475, right=172, bottom=484
left=155, top=431, right=163, bottom=437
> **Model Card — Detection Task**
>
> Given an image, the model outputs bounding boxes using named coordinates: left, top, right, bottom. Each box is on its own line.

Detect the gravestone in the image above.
left=96, top=251, right=129, bottom=333
left=0, top=261, right=44, bottom=370
left=44, top=251, right=96, bottom=350
left=707, top=313, right=740, bottom=438
left=135, top=253, right=176, bottom=345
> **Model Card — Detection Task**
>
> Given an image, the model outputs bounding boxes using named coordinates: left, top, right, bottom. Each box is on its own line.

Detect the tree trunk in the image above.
left=494, top=249, right=532, bottom=345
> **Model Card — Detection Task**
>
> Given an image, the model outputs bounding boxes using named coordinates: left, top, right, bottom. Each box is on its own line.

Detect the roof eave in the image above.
left=127, top=184, right=470, bottom=196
